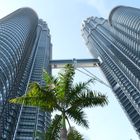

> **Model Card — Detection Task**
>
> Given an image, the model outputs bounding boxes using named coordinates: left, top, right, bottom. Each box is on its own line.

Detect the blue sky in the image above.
left=0, top=0, right=140, bottom=140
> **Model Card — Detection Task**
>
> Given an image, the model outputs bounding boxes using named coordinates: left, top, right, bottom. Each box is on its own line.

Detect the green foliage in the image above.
left=35, top=131, right=46, bottom=140
left=46, top=115, right=62, bottom=140
left=66, top=108, right=89, bottom=128
left=56, top=64, right=75, bottom=101
left=9, top=64, right=108, bottom=140
left=67, top=127, right=84, bottom=140
left=10, top=82, right=59, bottom=112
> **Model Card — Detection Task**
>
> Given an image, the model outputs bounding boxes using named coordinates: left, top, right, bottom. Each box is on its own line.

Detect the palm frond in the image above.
left=56, top=64, right=75, bottom=100
left=66, top=79, right=94, bottom=103
left=9, top=82, right=41, bottom=104
left=66, top=108, right=89, bottom=128
left=46, top=114, right=62, bottom=140
left=9, top=82, right=59, bottom=112
left=69, top=90, right=108, bottom=108
left=43, top=70, right=58, bottom=88
left=35, top=131, right=46, bottom=140
left=67, top=127, right=84, bottom=140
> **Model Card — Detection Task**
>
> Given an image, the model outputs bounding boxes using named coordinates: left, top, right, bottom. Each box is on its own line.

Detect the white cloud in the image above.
left=87, top=0, right=109, bottom=17
left=78, top=0, right=117, bottom=18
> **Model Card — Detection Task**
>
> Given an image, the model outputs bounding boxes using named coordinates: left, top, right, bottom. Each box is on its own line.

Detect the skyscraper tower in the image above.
left=0, top=8, right=52, bottom=140
left=82, top=6, right=140, bottom=137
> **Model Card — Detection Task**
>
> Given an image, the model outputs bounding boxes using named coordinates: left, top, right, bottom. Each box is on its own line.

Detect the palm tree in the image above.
left=10, top=64, right=108, bottom=140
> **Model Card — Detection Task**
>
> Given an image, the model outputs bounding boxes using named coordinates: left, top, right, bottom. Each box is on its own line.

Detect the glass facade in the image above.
left=0, top=8, right=52, bottom=140
left=82, top=6, right=140, bottom=137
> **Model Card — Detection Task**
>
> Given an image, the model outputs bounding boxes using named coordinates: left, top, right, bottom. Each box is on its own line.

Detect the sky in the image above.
left=0, top=0, right=140, bottom=140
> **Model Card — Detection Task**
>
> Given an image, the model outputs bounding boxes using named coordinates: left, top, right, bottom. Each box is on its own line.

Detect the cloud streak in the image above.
left=87, top=0, right=110, bottom=17
left=79, top=0, right=117, bottom=18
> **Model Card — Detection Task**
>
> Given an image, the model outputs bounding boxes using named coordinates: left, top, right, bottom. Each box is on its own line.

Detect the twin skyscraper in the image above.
left=0, top=8, right=51, bottom=139
left=0, top=6, right=140, bottom=140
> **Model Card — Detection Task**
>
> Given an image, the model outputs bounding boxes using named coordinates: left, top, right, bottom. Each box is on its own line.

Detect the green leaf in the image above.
left=43, top=69, right=58, bottom=88
left=46, top=114, right=62, bottom=140
left=68, top=127, right=84, bottom=140
left=56, top=64, right=75, bottom=101
left=9, top=82, right=59, bottom=112
left=66, top=108, right=89, bottom=128
left=69, top=91, right=108, bottom=109
left=65, top=79, right=94, bottom=104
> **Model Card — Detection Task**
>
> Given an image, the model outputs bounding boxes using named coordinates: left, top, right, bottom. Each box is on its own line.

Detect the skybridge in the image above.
left=49, top=58, right=110, bottom=88
left=50, top=58, right=100, bottom=69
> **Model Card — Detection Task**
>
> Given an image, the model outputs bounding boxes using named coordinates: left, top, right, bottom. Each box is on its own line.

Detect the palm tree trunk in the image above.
left=60, top=127, right=67, bottom=140
left=60, top=113, right=67, bottom=140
